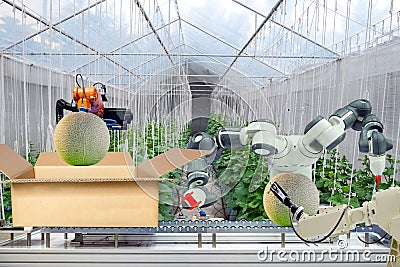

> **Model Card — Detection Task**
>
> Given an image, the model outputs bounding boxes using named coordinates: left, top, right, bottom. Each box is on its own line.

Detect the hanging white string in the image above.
left=0, top=56, right=4, bottom=145
left=393, top=109, right=400, bottom=187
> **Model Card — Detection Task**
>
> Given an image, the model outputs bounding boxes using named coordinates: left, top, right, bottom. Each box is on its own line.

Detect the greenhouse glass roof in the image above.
left=0, top=0, right=399, bottom=90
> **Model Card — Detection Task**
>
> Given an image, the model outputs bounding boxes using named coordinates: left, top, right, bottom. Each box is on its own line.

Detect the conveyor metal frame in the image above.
left=40, top=220, right=376, bottom=234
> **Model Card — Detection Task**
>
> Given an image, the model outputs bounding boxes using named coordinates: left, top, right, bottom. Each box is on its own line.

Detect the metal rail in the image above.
left=219, top=0, right=285, bottom=82
left=0, top=227, right=389, bottom=267
left=41, top=219, right=375, bottom=234
left=0, top=246, right=390, bottom=266
left=181, top=19, right=286, bottom=77
left=2, top=0, right=106, bottom=52
left=231, top=0, right=340, bottom=57
left=1, top=52, right=338, bottom=59
left=1, top=0, right=143, bottom=81
left=134, top=0, right=177, bottom=69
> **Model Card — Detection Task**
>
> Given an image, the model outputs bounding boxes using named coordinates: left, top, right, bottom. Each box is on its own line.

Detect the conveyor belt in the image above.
left=41, top=219, right=375, bottom=234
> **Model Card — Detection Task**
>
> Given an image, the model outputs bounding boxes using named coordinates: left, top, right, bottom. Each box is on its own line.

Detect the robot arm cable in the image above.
left=75, top=74, right=86, bottom=110
left=75, top=73, right=84, bottom=88
left=271, top=180, right=351, bottom=244
left=355, top=227, right=390, bottom=245
left=290, top=205, right=351, bottom=244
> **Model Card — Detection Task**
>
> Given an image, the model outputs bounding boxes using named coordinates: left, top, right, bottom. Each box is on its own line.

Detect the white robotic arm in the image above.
left=182, top=120, right=284, bottom=210
left=269, top=181, right=400, bottom=264
left=302, top=99, right=393, bottom=178
left=182, top=99, right=393, bottom=210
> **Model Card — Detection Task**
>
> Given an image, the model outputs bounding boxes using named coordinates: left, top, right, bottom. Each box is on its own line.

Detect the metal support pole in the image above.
left=45, top=233, right=50, bottom=248
left=10, top=233, right=14, bottom=240
left=64, top=233, right=68, bottom=240
left=231, top=0, right=340, bottom=57
left=114, top=234, right=119, bottom=248
left=26, top=233, right=31, bottom=246
left=181, top=19, right=286, bottom=77
left=0, top=0, right=142, bottom=80
left=281, top=233, right=286, bottom=248
left=26, top=233, right=31, bottom=247
left=134, top=0, right=176, bottom=68
left=41, top=233, right=45, bottom=241
left=219, top=0, right=284, bottom=82
left=3, top=0, right=106, bottom=52
left=71, top=233, right=83, bottom=245
left=197, top=233, right=202, bottom=248
left=365, top=233, right=369, bottom=248
left=212, top=233, right=217, bottom=248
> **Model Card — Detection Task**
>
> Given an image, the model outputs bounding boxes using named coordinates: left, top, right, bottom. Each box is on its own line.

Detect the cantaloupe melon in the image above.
left=54, top=112, right=110, bottom=166
left=263, top=173, right=319, bottom=226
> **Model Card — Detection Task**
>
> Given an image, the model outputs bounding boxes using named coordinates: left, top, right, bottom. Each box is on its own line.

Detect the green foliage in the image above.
left=27, top=141, right=40, bottom=165
left=206, top=114, right=269, bottom=221
left=205, top=113, right=227, bottom=136
left=220, top=153, right=270, bottom=221
left=1, top=183, right=12, bottom=223
left=314, top=149, right=400, bottom=208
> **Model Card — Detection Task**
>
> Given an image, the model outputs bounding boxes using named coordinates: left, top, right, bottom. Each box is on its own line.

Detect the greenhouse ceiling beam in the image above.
left=181, top=19, right=286, bottom=76
left=186, top=44, right=263, bottom=87
left=115, top=83, right=263, bottom=88
left=83, top=73, right=283, bottom=79
left=173, top=0, right=187, bottom=49
left=114, top=19, right=178, bottom=52
left=69, top=19, right=179, bottom=74
left=1, top=0, right=143, bottom=81
left=104, top=43, right=186, bottom=83
left=154, top=0, right=183, bottom=52
left=2, top=0, right=106, bottom=52
left=105, top=46, right=183, bottom=83
left=232, top=0, right=340, bottom=57
left=181, top=19, right=240, bottom=53
left=135, top=0, right=177, bottom=68
left=3, top=52, right=337, bottom=59
left=219, top=0, right=284, bottom=83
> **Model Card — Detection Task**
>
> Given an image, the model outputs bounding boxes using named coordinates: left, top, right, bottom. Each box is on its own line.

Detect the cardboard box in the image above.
left=0, top=144, right=208, bottom=227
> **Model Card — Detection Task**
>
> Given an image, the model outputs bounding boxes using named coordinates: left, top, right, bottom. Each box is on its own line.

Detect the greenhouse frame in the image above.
left=0, top=0, right=400, bottom=266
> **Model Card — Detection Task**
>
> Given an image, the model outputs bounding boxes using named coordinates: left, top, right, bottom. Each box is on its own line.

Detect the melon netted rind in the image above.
left=54, top=112, right=110, bottom=166
left=263, top=173, right=319, bottom=226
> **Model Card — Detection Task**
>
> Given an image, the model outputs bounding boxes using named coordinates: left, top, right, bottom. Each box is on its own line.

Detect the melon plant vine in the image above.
left=315, top=149, right=400, bottom=208
left=205, top=114, right=269, bottom=221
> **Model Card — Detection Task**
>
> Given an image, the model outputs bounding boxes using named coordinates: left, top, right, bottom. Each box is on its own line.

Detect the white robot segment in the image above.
left=181, top=99, right=393, bottom=210
left=269, top=181, right=400, bottom=265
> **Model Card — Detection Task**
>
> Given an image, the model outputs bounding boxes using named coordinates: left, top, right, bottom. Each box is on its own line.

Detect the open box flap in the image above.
left=0, top=144, right=34, bottom=179
left=135, top=148, right=210, bottom=201
left=136, top=148, right=210, bottom=178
